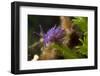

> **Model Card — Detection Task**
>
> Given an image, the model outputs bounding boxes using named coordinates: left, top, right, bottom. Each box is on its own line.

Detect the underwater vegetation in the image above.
left=28, top=16, right=88, bottom=61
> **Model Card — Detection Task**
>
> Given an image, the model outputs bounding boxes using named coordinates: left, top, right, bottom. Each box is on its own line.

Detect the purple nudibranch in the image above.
left=43, top=26, right=65, bottom=46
